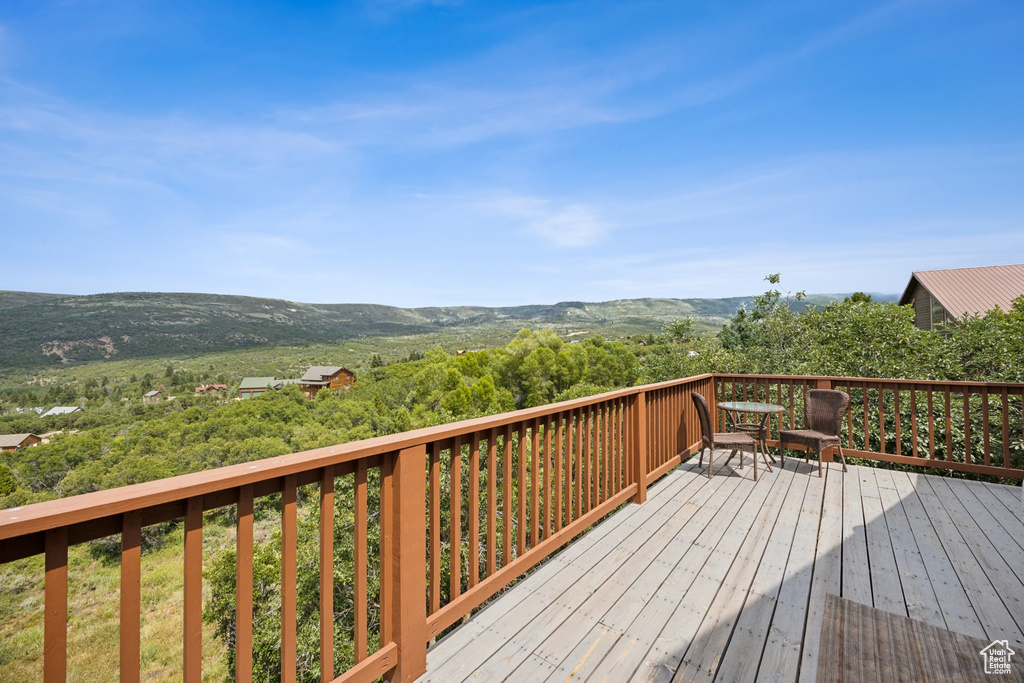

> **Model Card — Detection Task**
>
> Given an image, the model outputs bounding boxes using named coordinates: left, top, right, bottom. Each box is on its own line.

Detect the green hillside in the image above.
left=0, top=290, right=895, bottom=371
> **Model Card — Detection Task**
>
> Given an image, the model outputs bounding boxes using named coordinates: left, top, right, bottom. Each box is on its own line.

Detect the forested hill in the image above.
left=0, top=290, right=892, bottom=369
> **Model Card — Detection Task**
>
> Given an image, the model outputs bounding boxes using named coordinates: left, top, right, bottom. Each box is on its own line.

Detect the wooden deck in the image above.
left=419, top=455, right=1024, bottom=682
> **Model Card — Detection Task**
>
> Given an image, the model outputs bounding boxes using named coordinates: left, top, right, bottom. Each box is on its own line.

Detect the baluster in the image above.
left=963, top=391, right=971, bottom=465
left=355, top=462, right=368, bottom=661
left=281, top=477, right=297, bottom=683
left=448, top=436, right=462, bottom=601
left=319, top=469, right=334, bottom=680
left=429, top=444, right=441, bottom=615
left=121, top=510, right=141, bottom=683
left=184, top=496, right=203, bottom=682
left=910, top=387, right=919, bottom=458
left=237, top=486, right=254, bottom=682
left=502, top=424, right=512, bottom=568
left=469, top=432, right=480, bottom=587
left=530, top=419, right=540, bottom=548
left=517, top=423, right=527, bottom=559
left=982, top=386, right=991, bottom=466
left=486, top=428, right=497, bottom=578
left=44, top=527, right=68, bottom=683
left=554, top=415, right=563, bottom=533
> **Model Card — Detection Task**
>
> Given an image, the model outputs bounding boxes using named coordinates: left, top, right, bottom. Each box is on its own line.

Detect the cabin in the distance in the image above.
left=899, top=263, right=1024, bottom=331
left=0, top=433, right=42, bottom=453
left=299, top=365, right=355, bottom=399
left=237, top=377, right=299, bottom=399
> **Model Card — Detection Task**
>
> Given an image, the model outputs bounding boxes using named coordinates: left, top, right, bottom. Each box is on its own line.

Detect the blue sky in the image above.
left=1, top=0, right=1022, bottom=306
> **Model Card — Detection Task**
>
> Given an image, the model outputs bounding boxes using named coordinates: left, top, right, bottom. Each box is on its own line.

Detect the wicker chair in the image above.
left=779, top=389, right=850, bottom=477
left=691, top=392, right=761, bottom=480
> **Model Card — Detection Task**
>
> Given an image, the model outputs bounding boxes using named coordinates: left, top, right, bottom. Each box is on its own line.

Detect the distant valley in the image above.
left=0, top=290, right=896, bottom=370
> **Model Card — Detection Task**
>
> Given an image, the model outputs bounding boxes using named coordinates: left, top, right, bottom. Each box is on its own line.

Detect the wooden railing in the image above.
left=0, top=374, right=714, bottom=683
left=2, top=372, right=1020, bottom=683
left=714, top=374, right=1024, bottom=480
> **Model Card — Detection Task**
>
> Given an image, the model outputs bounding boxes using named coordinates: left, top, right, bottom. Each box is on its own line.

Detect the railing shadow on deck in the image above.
left=0, top=373, right=1021, bottom=682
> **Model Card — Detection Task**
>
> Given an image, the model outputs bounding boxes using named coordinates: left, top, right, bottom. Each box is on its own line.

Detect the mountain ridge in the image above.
left=0, top=290, right=897, bottom=370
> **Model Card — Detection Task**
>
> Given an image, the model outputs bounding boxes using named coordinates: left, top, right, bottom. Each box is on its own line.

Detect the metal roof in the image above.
left=239, top=377, right=276, bottom=390
left=41, top=406, right=82, bottom=417
left=0, top=433, right=38, bottom=448
left=899, top=263, right=1024, bottom=317
left=143, top=390, right=161, bottom=397
left=300, top=366, right=344, bottom=382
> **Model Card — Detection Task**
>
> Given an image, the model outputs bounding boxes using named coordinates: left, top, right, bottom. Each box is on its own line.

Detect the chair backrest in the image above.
left=691, top=391, right=713, bottom=447
left=805, top=389, right=850, bottom=437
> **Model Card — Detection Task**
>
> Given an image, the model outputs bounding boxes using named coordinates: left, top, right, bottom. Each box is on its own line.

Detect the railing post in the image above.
left=632, top=392, right=648, bottom=504
left=389, top=445, right=427, bottom=682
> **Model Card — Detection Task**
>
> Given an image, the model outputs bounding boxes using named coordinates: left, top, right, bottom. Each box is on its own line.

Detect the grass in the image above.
left=0, top=515, right=236, bottom=682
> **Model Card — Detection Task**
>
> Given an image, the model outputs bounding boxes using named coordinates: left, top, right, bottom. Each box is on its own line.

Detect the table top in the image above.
left=717, top=401, right=785, bottom=414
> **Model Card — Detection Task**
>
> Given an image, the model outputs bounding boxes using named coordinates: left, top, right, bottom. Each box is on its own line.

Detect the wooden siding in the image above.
left=422, top=457, right=1024, bottom=682
left=913, top=283, right=932, bottom=330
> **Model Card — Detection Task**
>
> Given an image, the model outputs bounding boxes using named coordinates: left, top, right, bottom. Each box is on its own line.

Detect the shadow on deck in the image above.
left=418, top=454, right=1024, bottom=682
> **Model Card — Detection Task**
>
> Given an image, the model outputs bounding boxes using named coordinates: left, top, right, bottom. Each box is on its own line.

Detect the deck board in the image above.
left=419, top=459, right=1024, bottom=682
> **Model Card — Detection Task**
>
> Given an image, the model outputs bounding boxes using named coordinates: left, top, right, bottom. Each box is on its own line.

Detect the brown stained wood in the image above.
left=565, top=412, right=574, bottom=526
left=894, top=388, right=902, bottom=455
left=531, top=420, right=540, bottom=549
left=379, top=453, right=394, bottom=645
left=633, top=392, right=648, bottom=504
left=610, top=402, right=618, bottom=494
left=944, top=388, right=952, bottom=461
left=910, top=387, right=919, bottom=458
left=44, top=527, right=67, bottom=683
left=583, top=408, right=592, bottom=513
left=236, top=485, right=254, bottom=683
left=982, top=386, right=991, bottom=466
left=598, top=403, right=606, bottom=499
left=120, top=510, right=142, bottom=683
left=319, top=469, right=335, bottom=681
left=428, top=443, right=441, bottom=615
left=878, top=385, right=886, bottom=453
left=928, top=389, right=935, bottom=459
left=503, top=424, right=512, bottom=568
left=329, top=641, right=398, bottom=683
left=575, top=409, right=583, bottom=522
left=391, top=445, right=427, bottom=683
left=1003, top=389, right=1011, bottom=468
left=554, top=414, right=563, bottom=533
left=517, top=424, right=527, bottom=559
left=281, top=476, right=297, bottom=683
left=448, top=436, right=462, bottom=602
left=487, top=428, right=497, bottom=578
left=543, top=418, right=552, bottom=540
left=355, top=462, right=368, bottom=662
left=964, top=391, right=972, bottom=464
left=469, top=432, right=480, bottom=587
left=183, top=497, right=203, bottom=682
left=863, top=385, right=869, bottom=451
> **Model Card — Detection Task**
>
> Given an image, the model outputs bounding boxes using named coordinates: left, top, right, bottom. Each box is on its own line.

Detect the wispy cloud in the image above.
left=480, top=195, right=609, bottom=247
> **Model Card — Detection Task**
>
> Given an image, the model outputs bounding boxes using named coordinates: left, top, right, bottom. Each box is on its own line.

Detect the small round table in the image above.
left=717, top=401, right=785, bottom=465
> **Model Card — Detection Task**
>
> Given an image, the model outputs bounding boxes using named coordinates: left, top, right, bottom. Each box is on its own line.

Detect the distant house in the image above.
left=899, top=263, right=1024, bottom=331
left=299, top=366, right=355, bottom=399
left=238, top=377, right=300, bottom=399
left=41, top=406, right=82, bottom=418
left=194, top=384, right=228, bottom=394
left=142, top=390, right=162, bottom=404
left=0, top=433, right=42, bottom=452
